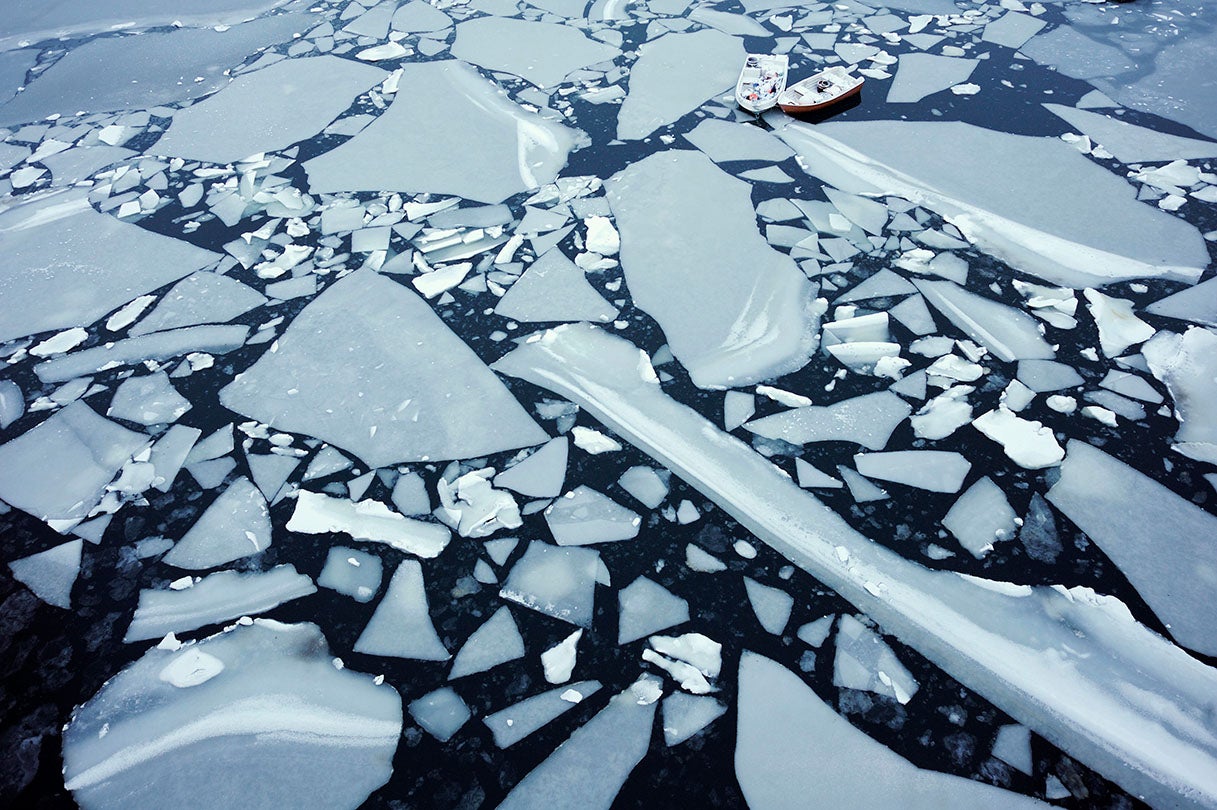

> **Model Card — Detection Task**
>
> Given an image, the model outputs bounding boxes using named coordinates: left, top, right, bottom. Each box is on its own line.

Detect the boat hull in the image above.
left=778, top=80, right=863, bottom=114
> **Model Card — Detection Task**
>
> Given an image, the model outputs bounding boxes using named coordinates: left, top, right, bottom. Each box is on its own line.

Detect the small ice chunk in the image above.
left=910, top=385, right=973, bottom=440
left=449, top=606, right=526, bottom=679
left=915, top=280, right=1054, bottom=362
left=1143, top=327, right=1217, bottom=457
left=618, top=577, right=689, bottom=644
left=943, top=477, right=1017, bottom=558
left=545, top=486, right=640, bottom=546
left=7, top=539, right=82, bottom=609
left=992, top=724, right=1034, bottom=775
left=685, top=544, right=727, bottom=573
left=355, top=560, right=449, bottom=660
left=972, top=407, right=1064, bottom=469
left=495, top=248, right=618, bottom=324
left=571, top=426, right=622, bottom=454
left=853, top=451, right=971, bottom=493
left=648, top=633, right=722, bottom=679
left=483, top=680, right=602, bottom=748
left=500, top=540, right=599, bottom=627
left=542, top=629, right=582, bottom=684
left=107, top=372, right=191, bottom=425
left=409, top=687, right=469, bottom=742
left=795, top=458, right=843, bottom=489
left=796, top=615, right=834, bottom=648
left=289, top=490, right=449, bottom=558
left=745, top=391, right=911, bottom=450
left=744, top=578, right=794, bottom=635
left=391, top=471, right=431, bottom=516
left=1017, top=359, right=1083, bottom=393
left=158, top=648, right=225, bottom=688
left=839, top=465, right=889, bottom=503
left=495, top=437, right=568, bottom=499
left=833, top=614, right=919, bottom=704
left=724, top=391, right=756, bottom=431
left=1084, top=289, right=1155, bottom=357
left=162, top=477, right=271, bottom=570
left=150, top=425, right=202, bottom=493
left=618, top=466, right=669, bottom=509
left=684, top=119, right=793, bottom=164
left=317, top=547, right=382, bottom=603
left=887, top=53, right=978, bottom=103
left=661, top=693, right=727, bottom=746
left=435, top=468, right=521, bottom=539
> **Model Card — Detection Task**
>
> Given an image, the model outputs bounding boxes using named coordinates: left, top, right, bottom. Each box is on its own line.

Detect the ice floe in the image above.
left=606, top=150, right=819, bottom=388
left=354, top=560, right=449, bottom=660
left=304, top=61, right=583, bottom=203
left=220, top=269, right=547, bottom=467
left=63, top=620, right=401, bottom=810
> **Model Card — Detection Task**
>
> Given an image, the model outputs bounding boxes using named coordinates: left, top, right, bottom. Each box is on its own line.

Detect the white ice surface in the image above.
left=495, top=248, right=618, bottom=324
left=545, top=485, right=640, bottom=546
left=500, top=540, right=599, bottom=627
left=616, top=30, right=744, bottom=141
left=745, top=391, right=910, bottom=450
left=452, top=17, right=618, bottom=88
left=942, top=476, right=1016, bottom=558
left=449, top=606, right=526, bottom=678
left=854, top=450, right=970, bottom=493
left=483, top=680, right=602, bottom=748
left=736, top=652, right=1045, bottom=809
left=8, top=539, right=82, bottom=609
left=618, top=576, right=689, bottom=644
left=287, top=490, right=450, bottom=558
left=833, top=614, right=919, bottom=704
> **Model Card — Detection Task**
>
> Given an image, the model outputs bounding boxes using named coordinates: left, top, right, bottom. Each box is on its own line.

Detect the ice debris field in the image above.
left=1, top=0, right=1216, bottom=808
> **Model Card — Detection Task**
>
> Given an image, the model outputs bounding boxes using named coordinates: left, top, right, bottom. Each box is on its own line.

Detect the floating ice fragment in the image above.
left=981, top=11, right=1045, bottom=49
left=355, top=561, right=449, bottom=660
left=317, top=547, right=382, bottom=603
left=745, top=391, right=910, bottom=450
left=795, top=458, right=843, bottom=489
left=915, top=280, right=1053, bottom=362
left=154, top=56, right=386, bottom=164
left=887, top=53, right=978, bottom=103
left=500, top=540, right=599, bottom=627
left=449, top=606, right=526, bottom=679
left=617, top=30, right=744, bottom=141
left=1145, top=276, right=1217, bottom=328
left=436, top=469, right=521, bottom=539
left=542, top=629, right=582, bottom=684
left=63, top=620, right=401, bottom=810
left=409, top=687, right=469, bottom=742
left=496, top=679, right=658, bottom=810
left=305, top=61, right=582, bottom=204
left=36, top=325, right=248, bottom=384
left=684, top=119, right=794, bottom=164
left=1083, top=289, right=1156, bottom=357
left=771, top=120, right=1208, bottom=287
left=943, top=477, right=1016, bottom=558
left=910, top=385, right=973, bottom=440
left=1044, top=104, right=1217, bottom=164
left=163, top=477, right=271, bottom=570
left=495, top=437, right=568, bottom=499
left=662, top=693, right=727, bottom=746
left=1048, top=440, right=1217, bottom=656
left=744, top=578, right=793, bottom=635
left=288, top=490, right=449, bottom=558
left=1143, top=327, right=1217, bottom=460
left=619, top=576, right=689, bottom=644
left=546, top=486, right=640, bottom=546
left=834, top=614, right=919, bottom=704
left=495, top=249, right=618, bottom=324
left=607, top=151, right=819, bottom=388
left=972, top=407, right=1063, bottom=469
left=737, top=652, right=1043, bottom=808
left=993, top=723, right=1034, bottom=776
left=854, top=451, right=970, bottom=493
left=452, top=18, right=619, bottom=88
left=483, top=681, right=602, bottom=749
left=7, top=539, right=82, bottom=609
left=0, top=402, right=146, bottom=527
left=570, top=426, right=622, bottom=454
left=618, top=465, right=669, bottom=509
left=107, top=372, right=191, bottom=426
left=125, top=565, right=316, bottom=642
left=649, top=633, right=722, bottom=679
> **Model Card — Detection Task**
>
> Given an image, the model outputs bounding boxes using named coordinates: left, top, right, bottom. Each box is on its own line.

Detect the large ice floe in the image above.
left=770, top=119, right=1210, bottom=288
left=219, top=269, right=547, bottom=466
left=304, top=60, right=584, bottom=203
left=606, top=150, right=820, bottom=388
left=63, top=620, right=401, bottom=809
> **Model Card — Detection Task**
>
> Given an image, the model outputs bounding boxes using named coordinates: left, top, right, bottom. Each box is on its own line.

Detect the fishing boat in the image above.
left=777, top=66, right=864, bottom=115
left=735, top=54, right=789, bottom=114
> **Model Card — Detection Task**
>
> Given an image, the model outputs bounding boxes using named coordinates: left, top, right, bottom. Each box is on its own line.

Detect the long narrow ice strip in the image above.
left=493, top=324, right=1217, bottom=810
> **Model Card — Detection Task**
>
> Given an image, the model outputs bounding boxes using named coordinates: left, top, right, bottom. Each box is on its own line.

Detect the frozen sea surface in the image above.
left=2, top=0, right=1217, bottom=809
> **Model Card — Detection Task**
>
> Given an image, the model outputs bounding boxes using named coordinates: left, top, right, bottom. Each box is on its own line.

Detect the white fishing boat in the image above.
left=735, top=53, right=789, bottom=114
left=777, top=66, right=864, bottom=115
